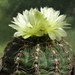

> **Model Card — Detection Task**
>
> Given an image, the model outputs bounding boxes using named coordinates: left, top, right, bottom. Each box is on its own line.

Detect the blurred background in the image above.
left=0, top=0, right=75, bottom=57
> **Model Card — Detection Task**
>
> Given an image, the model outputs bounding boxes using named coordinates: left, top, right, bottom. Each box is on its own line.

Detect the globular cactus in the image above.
left=2, top=36, right=74, bottom=75
left=1, top=7, right=74, bottom=75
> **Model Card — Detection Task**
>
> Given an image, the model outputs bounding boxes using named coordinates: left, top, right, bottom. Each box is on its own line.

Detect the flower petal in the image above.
left=23, top=35, right=31, bottom=39
left=14, top=32, right=25, bottom=37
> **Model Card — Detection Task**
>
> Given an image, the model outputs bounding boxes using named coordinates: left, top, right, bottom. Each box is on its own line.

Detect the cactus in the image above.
left=2, top=36, right=74, bottom=75
left=1, top=7, right=74, bottom=75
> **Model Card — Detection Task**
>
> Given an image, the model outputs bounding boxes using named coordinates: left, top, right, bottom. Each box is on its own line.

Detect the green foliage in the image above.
left=0, top=0, right=75, bottom=17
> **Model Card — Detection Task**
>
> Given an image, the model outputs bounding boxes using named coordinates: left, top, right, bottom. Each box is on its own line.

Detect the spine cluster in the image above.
left=34, top=44, right=40, bottom=75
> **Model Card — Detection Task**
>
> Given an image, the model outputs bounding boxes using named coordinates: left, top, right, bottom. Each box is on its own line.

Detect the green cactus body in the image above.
left=2, top=36, right=74, bottom=75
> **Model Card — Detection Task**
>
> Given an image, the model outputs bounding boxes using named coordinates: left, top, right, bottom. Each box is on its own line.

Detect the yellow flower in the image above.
left=9, top=8, right=48, bottom=39
left=9, top=7, right=69, bottom=40
left=40, top=7, right=68, bottom=40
